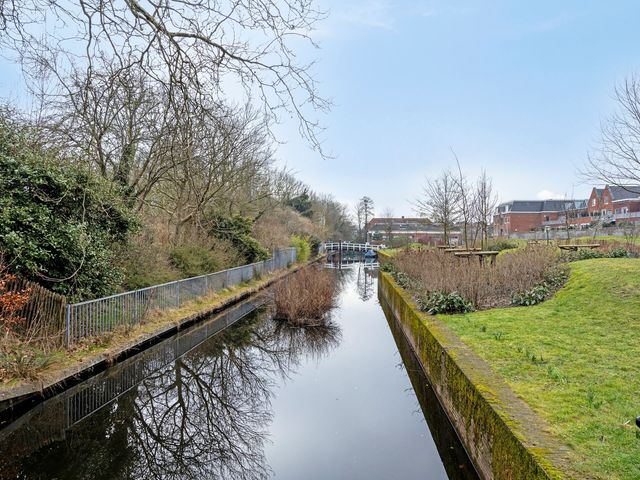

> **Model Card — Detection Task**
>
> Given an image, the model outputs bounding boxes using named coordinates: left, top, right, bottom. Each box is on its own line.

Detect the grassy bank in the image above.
left=439, top=258, right=640, bottom=480
left=572, top=234, right=640, bottom=245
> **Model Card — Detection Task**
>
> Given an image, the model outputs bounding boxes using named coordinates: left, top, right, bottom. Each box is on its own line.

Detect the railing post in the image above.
left=65, top=304, right=71, bottom=348
left=176, top=282, right=180, bottom=307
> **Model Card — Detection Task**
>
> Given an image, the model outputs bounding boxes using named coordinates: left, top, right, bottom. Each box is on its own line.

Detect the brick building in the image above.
left=493, top=200, right=588, bottom=236
left=587, top=185, right=640, bottom=223
left=366, top=217, right=461, bottom=245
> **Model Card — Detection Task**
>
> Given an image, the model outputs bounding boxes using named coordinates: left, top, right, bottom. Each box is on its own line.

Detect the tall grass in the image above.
left=272, top=266, right=338, bottom=325
left=391, top=245, right=563, bottom=309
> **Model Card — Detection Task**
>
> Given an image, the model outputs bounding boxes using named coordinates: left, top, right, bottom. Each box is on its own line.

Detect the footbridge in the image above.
left=322, top=242, right=385, bottom=253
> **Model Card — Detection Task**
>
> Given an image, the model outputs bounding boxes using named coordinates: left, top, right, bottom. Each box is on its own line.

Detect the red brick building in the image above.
left=493, top=185, right=640, bottom=236
left=366, top=217, right=461, bottom=245
left=493, top=199, right=589, bottom=236
left=587, top=185, right=640, bottom=223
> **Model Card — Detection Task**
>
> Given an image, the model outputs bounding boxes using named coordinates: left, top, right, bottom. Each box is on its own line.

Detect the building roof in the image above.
left=368, top=222, right=449, bottom=233
left=366, top=216, right=431, bottom=230
left=607, top=185, right=640, bottom=201
left=497, top=199, right=587, bottom=214
left=368, top=216, right=429, bottom=225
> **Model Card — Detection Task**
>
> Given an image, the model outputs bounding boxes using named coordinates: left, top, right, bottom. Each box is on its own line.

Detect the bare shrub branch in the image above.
left=0, top=0, right=330, bottom=154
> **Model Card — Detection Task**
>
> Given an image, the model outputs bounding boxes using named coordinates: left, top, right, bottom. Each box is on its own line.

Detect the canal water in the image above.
left=0, top=263, right=477, bottom=479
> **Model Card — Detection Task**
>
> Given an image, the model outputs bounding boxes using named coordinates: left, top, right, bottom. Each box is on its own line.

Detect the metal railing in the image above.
left=65, top=248, right=297, bottom=346
left=613, top=212, right=640, bottom=221
left=0, top=298, right=263, bottom=453
left=322, top=242, right=385, bottom=252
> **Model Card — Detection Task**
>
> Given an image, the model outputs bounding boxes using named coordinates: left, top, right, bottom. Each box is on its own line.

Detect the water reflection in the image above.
left=380, top=296, right=479, bottom=480
left=271, top=320, right=342, bottom=365
left=0, top=264, right=476, bottom=480
left=356, top=263, right=377, bottom=301
left=0, top=300, right=343, bottom=480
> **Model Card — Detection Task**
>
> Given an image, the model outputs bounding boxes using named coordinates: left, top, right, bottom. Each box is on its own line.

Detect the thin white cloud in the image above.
left=408, top=2, right=479, bottom=18
left=536, top=190, right=566, bottom=200
left=524, top=11, right=587, bottom=34
left=335, top=1, right=397, bottom=31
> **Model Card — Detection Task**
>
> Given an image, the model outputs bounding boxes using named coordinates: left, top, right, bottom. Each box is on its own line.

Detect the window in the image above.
left=592, top=198, right=596, bottom=207
left=604, top=197, right=609, bottom=205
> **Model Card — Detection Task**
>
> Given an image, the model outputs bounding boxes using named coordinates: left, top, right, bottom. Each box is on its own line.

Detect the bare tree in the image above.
left=310, top=193, right=353, bottom=241
left=357, top=196, right=374, bottom=243
left=159, top=104, right=276, bottom=242
left=39, top=61, right=279, bottom=244
left=585, top=74, right=640, bottom=191
left=42, top=65, right=178, bottom=207
left=473, top=170, right=498, bottom=248
left=414, top=171, right=460, bottom=246
left=561, top=200, right=576, bottom=242
left=381, top=207, right=394, bottom=244
left=452, top=154, right=472, bottom=248
left=353, top=203, right=364, bottom=242
left=270, top=169, right=308, bottom=205
left=622, top=221, right=639, bottom=249
left=0, top=0, right=330, bottom=154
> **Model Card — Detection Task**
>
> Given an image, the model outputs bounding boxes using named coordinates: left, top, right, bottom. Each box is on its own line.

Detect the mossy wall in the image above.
left=376, top=249, right=392, bottom=264
left=378, top=272, right=571, bottom=480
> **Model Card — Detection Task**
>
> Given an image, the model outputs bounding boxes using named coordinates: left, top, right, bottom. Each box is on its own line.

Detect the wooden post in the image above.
left=65, top=304, right=71, bottom=347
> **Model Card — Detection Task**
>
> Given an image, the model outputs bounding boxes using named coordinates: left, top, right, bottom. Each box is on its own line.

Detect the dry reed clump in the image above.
left=391, top=245, right=563, bottom=310
left=272, top=266, right=338, bottom=325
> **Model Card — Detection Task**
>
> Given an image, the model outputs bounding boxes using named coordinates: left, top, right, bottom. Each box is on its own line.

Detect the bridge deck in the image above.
left=323, top=242, right=385, bottom=252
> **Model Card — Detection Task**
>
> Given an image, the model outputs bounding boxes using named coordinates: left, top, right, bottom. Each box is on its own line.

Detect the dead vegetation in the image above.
left=0, top=263, right=66, bottom=382
left=272, top=266, right=338, bottom=325
left=390, top=245, right=565, bottom=310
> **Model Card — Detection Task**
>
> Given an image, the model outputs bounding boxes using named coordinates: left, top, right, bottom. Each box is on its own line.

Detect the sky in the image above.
left=2, top=1, right=640, bottom=216
left=271, top=0, right=640, bottom=215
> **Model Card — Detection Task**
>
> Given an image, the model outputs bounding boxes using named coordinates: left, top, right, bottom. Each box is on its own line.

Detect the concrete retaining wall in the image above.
left=378, top=271, right=573, bottom=480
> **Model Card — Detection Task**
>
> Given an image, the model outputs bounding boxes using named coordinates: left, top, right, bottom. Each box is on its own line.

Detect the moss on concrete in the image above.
left=440, top=259, right=640, bottom=480
left=378, top=271, right=575, bottom=480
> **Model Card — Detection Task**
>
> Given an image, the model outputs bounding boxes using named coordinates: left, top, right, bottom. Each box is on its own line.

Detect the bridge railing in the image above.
left=322, top=242, right=385, bottom=252
left=65, top=247, right=297, bottom=346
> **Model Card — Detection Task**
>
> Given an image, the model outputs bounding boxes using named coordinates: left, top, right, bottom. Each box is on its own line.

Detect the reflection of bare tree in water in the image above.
left=128, top=325, right=275, bottom=479
left=0, top=306, right=343, bottom=480
left=271, top=320, right=342, bottom=366
left=356, top=264, right=377, bottom=302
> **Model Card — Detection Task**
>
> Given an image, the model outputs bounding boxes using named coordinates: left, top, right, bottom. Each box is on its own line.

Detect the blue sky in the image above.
left=2, top=1, right=640, bottom=215
left=273, top=0, right=640, bottom=214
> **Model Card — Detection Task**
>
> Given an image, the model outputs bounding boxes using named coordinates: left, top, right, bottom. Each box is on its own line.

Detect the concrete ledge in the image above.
left=0, top=257, right=323, bottom=414
left=376, top=249, right=392, bottom=264
left=378, top=271, right=573, bottom=480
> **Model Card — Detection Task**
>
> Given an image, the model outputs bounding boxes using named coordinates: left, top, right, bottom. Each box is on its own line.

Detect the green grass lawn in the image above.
left=572, top=234, right=639, bottom=245
left=439, top=258, right=640, bottom=480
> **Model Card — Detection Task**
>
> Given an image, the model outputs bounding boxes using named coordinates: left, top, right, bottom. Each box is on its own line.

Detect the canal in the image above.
left=0, top=263, right=477, bottom=479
